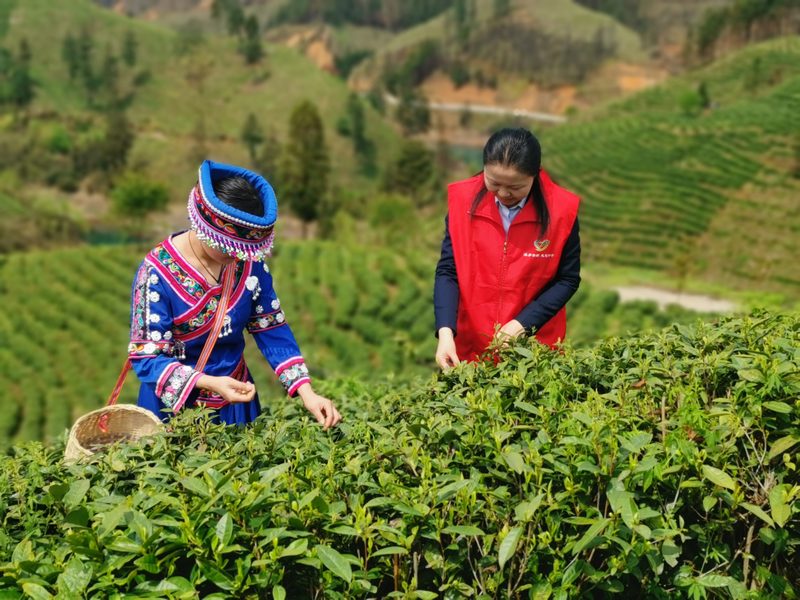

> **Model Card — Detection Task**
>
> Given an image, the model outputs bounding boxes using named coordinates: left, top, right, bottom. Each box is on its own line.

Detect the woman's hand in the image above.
left=436, top=327, right=461, bottom=370
left=197, top=375, right=256, bottom=403
left=296, top=384, right=342, bottom=430
left=493, top=320, right=525, bottom=345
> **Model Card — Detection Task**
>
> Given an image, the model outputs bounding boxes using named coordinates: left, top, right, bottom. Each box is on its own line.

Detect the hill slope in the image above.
left=541, top=36, right=800, bottom=294
left=0, top=0, right=399, bottom=209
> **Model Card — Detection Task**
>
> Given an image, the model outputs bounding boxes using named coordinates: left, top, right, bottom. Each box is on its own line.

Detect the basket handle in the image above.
left=106, top=264, right=237, bottom=407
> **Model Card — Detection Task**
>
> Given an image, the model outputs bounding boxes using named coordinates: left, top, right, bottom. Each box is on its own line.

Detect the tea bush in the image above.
left=1, top=311, right=798, bottom=598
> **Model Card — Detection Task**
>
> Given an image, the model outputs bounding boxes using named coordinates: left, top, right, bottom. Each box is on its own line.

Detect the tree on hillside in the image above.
left=98, top=46, right=121, bottom=108
left=212, top=0, right=245, bottom=36
left=111, top=173, right=169, bottom=238
left=493, top=0, right=511, bottom=19
left=189, top=115, right=209, bottom=166
left=61, top=33, right=80, bottom=80
left=2, top=40, right=36, bottom=120
left=241, top=112, right=264, bottom=163
left=279, top=100, right=330, bottom=237
left=254, top=128, right=282, bottom=188
left=339, top=92, right=376, bottom=174
left=239, top=15, right=264, bottom=64
left=122, top=31, right=138, bottom=67
left=395, top=89, right=430, bottom=135
left=383, top=139, right=434, bottom=197
left=99, top=110, right=135, bottom=175
left=452, top=0, right=476, bottom=43
left=8, top=60, right=35, bottom=115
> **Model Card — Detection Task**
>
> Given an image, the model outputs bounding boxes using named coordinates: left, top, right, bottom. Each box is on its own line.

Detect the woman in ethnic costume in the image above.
left=128, top=160, right=341, bottom=428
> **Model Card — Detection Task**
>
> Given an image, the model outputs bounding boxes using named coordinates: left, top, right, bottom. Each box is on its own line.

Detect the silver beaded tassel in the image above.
left=187, top=191, right=274, bottom=261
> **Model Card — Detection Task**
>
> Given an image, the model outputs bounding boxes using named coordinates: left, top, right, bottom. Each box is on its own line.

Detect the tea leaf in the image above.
left=514, top=493, right=545, bottom=522
left=259, top=462, right=290, bottom=484
left=696, top=573, right=734, bottom=588
left=56, top=557, right=92, bottom=596
left=571, top=518, right=610, bottom=555
left=198, top=559, right=235, bottom=591
left=316, top=544, right=352, bottom=582
left=278, top=538, right=308, bottom=558
left=63, top=479, right=91, bottom=509
left=740, top=502, right=775, bottom=527
left=216, top=512, right=233, bottom=547
left=107, top=537, right=143, bottom=553
left=272, top=585, right=286, bottom=600
left=701, top=465, right=736, bottom=490
left=762, top=401, right=793, bottom=414
left=702, top=496, right=717, bottom=513
left=442, top=525, right=485, bottom=536
left=179, top=476, right=209, bottom=498
left=372, top=546, right=408, bottom=557
left=22, top=583, right=52, bottom=600
left=620, top=432, right=652, bottom=454
left=769, top=485, right=791, bottom=528
left=436, top=479, right=471, bottom=502
left=502, top=450, right=528, bottom=474
left=662, top=540, right=681, bottom=567
left=498, top=526, right=523, bottom=569
left=767, top=435, right=800, bottom=461
left=607, top=489, right=635, bottom=529
left=531, top=582, right=553, bottom=600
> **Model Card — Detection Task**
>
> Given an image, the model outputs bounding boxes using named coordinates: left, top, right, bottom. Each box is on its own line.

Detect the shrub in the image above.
left=0, top=312, right=797, bottom=597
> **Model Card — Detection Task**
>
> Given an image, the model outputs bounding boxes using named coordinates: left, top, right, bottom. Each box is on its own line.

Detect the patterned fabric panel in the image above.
left=150, top=243, right=207, bottom=300
left=247, top=308, right=286, bottom=333
left=157, top=363, right=201, bottom=412
left=129, top=263, right=178, bottom=357
left=275, top=357, right=311, bottom=396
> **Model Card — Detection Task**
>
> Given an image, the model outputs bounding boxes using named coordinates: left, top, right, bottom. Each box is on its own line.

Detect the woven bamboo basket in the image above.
left=64, top=404, right=163, bottom=463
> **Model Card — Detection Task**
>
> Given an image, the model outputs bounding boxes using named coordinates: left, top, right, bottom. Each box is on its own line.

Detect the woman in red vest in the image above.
left=434, top=128, right=581, bottom=367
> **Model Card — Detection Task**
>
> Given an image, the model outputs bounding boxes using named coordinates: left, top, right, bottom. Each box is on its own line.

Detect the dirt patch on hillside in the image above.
left=419, top=73, right=578, bottom=115
left=417, top=61, right=666, bottom=115
left=285, top=27, right=337, bottom=74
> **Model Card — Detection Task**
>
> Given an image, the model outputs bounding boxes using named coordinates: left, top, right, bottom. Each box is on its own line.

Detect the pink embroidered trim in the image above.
left=275, top=357, right=310, bottom=396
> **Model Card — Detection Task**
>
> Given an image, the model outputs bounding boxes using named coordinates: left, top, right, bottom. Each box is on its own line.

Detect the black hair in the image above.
left=213, top=176, right=263, bottom=217
left=471, top=127, right=549, bottom=237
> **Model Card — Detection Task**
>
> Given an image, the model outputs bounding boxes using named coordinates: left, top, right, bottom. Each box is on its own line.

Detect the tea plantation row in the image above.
left=543, top=37, right=800, bottom=289
left=0, top=242, right=710, bottom=451
left=0, top=311, right=797, bottom=597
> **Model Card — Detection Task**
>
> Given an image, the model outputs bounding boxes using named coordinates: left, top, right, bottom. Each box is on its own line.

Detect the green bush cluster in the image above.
left=0, top=312, right=798, bottom=598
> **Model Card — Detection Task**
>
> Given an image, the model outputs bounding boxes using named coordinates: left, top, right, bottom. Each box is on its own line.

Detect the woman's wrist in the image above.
left=438, top=327, right=455, bottom=340
left=196, top=373, right=216, bottom=393
left=294, top=382, right=313, bottom=400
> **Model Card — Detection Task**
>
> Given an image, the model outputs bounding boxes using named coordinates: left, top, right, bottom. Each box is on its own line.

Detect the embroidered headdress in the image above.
left=187, top=160, right=277, bottom=261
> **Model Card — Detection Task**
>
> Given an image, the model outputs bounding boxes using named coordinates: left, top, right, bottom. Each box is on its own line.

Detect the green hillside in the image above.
left=350, top=0, right=645, bottom=92
left=541, top=36, right=800, bottom=294
left=0, top=0, right=399, bottom=201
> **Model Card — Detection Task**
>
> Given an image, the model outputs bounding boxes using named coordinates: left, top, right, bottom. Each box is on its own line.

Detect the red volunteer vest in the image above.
left=448, top=170, right=580, bottom=361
